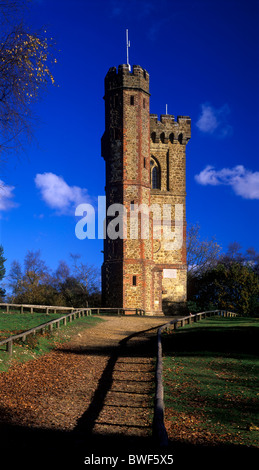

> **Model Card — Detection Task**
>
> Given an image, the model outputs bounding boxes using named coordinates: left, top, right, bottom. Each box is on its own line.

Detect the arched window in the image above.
left=160, top=132, right=165, bottom=143
left=151, top=132, right=156, bottom=143
left=169, top=133, right=174, bottom=143
left=150, top=157, right=161, bottom=189
left=178, top=133, right=183, bottom=144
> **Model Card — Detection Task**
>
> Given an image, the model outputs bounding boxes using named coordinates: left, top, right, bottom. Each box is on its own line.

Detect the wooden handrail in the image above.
left=0, top=303, right=76, bottom=314
left=153, top=309, right=238, bottom=446
left=0, top=306, right=146, bottom=355
left=0, top=308, right=93, bottom=355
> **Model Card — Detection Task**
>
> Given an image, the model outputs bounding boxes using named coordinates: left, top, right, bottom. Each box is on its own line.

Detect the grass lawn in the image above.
left=0, top=313, right=103, bottom=372
left=0, top=310, right=66, bottom=340
left=162, top=316, right=259, bottom=448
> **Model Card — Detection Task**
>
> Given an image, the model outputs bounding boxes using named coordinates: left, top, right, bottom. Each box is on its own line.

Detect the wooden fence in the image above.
left=152, top=309, right=238, bottom=446
left=90, top=307, right=145, bottom=316
left=0, top=303, right=75, bottom=314
left=0, top=305, right=145, bottom=356
left=0, top=308, right=92, bottom=355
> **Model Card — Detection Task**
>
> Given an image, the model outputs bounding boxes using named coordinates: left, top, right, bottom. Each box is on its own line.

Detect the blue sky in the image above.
left=0, top=0, right=258, bottom=279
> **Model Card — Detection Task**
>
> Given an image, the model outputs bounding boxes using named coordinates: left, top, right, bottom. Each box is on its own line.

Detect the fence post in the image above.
left=21, top=305, right=23, bottom=314
left=7, top=340, right=13, bottom=355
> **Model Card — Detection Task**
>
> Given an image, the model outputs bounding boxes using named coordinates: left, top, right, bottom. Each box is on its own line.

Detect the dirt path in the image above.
left=0, top=315, right=168, bottom=465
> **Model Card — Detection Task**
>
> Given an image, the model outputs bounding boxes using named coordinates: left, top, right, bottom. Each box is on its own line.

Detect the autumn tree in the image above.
left=7, top=251, right=101, bottom=307
left=0, top=0, right=56, bottom=156
left=53, top=255, right=101, bottom=307
left=8, top=250, right=55, bottom=304
left=186, top=224, right=221, bottom=311
left=187, top=223, right=222, bottom=276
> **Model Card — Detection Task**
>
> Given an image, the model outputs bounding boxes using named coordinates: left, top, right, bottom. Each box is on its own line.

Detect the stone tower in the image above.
left=101, top=64, right=191, bottom=315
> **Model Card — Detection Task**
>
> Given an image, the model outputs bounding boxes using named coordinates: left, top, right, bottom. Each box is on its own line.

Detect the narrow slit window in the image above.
left=166, top=151, right=170, bottom=191
left=150, top=157, right=161, bottom=189
left=114, top=128, right=120, bottom=140
left=130, top=95, right=134, bottom=105
left=132, top=275, right=137, bottom=286
left=143, top=98, right=146, bottom=109
left=152, top=166, right=159, bottom=189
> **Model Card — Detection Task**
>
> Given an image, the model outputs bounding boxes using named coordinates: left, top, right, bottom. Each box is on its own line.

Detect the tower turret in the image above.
left=101, top=64, right=155, bottom=312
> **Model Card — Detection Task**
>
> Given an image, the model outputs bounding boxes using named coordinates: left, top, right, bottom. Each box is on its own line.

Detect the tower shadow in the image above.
left=72, top=325, right=165, bottom=448
left=1, top=321, right=258, bottom=468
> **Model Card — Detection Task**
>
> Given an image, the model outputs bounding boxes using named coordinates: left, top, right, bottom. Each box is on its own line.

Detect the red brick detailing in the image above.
left=101, top=64, right=191, bottom=315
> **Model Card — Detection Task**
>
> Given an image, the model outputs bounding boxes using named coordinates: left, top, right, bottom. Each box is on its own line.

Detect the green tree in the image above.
left=215, top=262, right=259, bottom=315
left=0, top=244, right=6, bottom=299
left=188, top=261, right=259, bottom=316
left=7, top=259, right=23, bottom=299
left=187, top=237, right=259, bottom=316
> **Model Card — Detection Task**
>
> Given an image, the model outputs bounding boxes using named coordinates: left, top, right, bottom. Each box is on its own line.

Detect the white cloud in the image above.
left=0, top=180, right=18, bottom=213
left=195, top=165, right=259, bottom=200
left=196, top=103, right=232, bottom=137
left=35, top=172, right=90, bottom=214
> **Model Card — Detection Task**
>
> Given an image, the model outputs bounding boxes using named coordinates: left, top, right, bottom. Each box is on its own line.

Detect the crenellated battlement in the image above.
left=104, top=64, right=150, bottom=95
left=150, top=114, right=191, bottom=144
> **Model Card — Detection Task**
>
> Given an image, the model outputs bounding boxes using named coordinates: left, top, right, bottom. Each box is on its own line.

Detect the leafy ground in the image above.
left=0, top=313, right=102, bottom=372
left=0, top=316, right=166, bottom=467
left=162, top=317, right=259, bottom=448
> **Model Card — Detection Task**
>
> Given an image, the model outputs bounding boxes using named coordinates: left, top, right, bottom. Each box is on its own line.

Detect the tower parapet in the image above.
left=105, top=64, right=150, bottom=96
left=150, top=114, right=191, bottom=144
